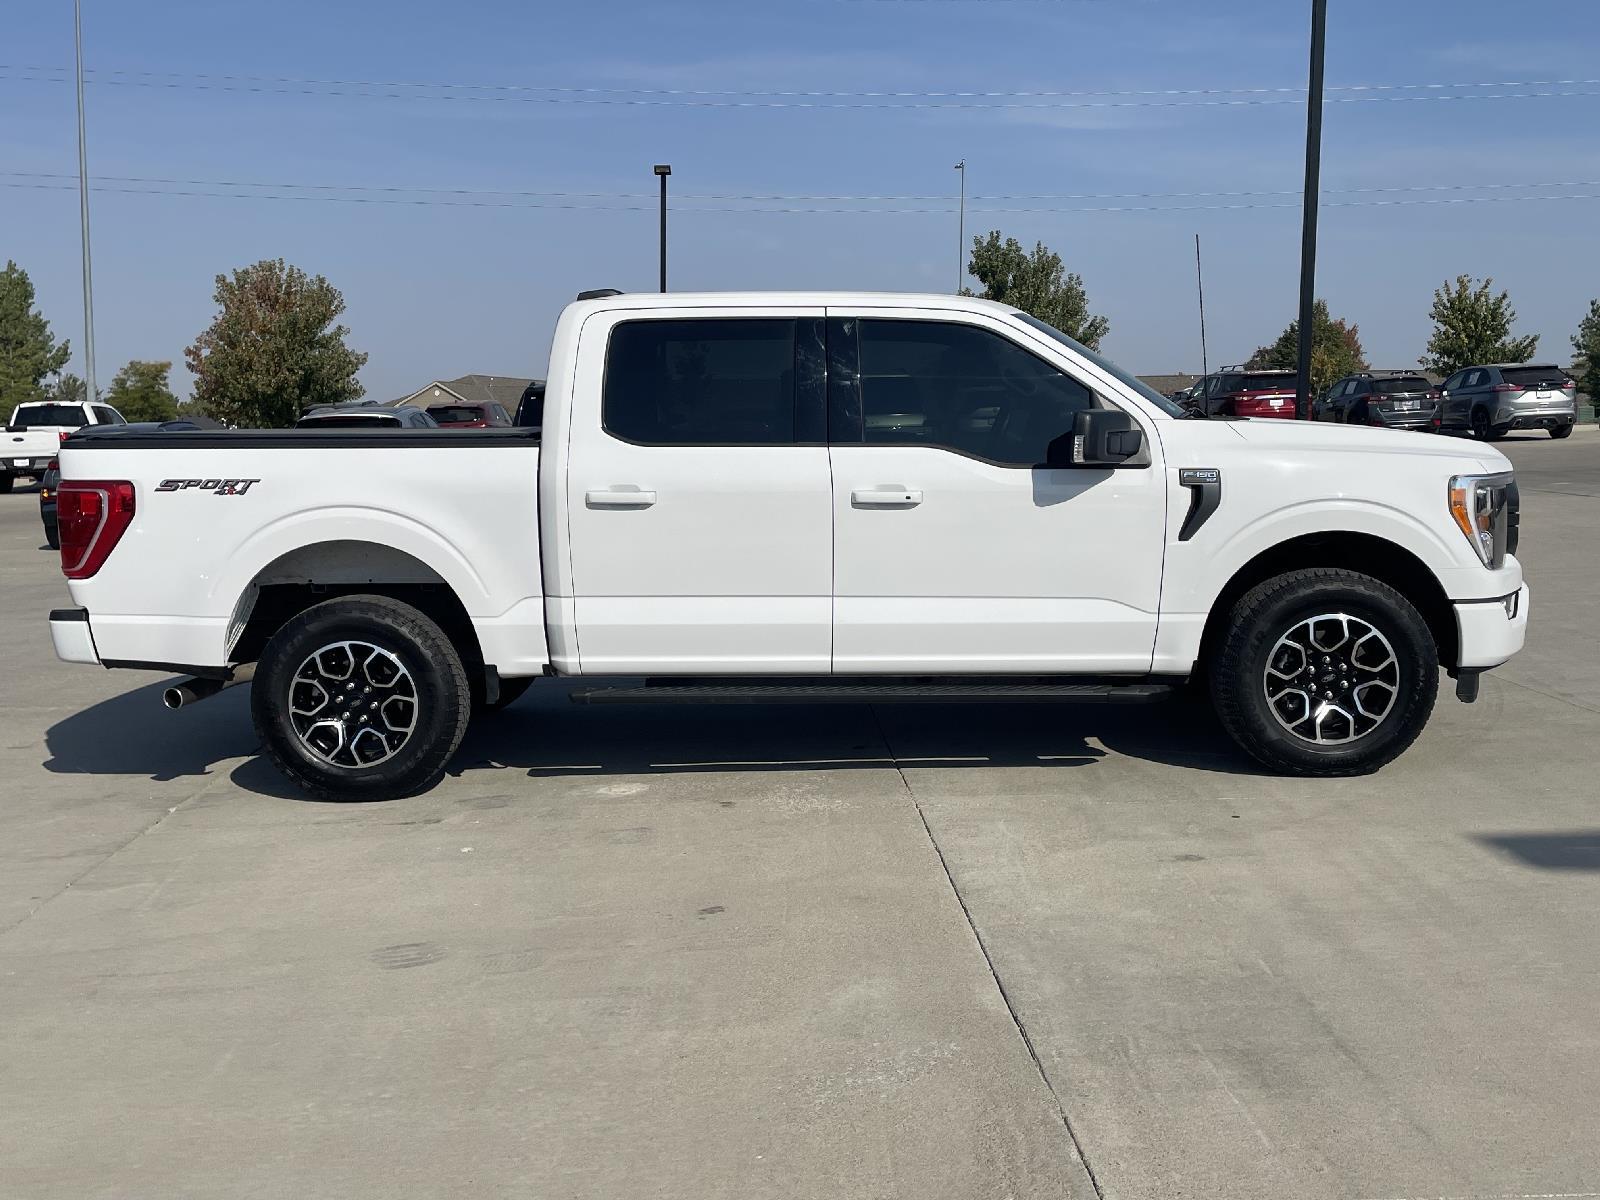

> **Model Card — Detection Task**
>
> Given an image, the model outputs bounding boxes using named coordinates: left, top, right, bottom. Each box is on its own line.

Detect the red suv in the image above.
left=1191, top=367, right=1299, bottom=419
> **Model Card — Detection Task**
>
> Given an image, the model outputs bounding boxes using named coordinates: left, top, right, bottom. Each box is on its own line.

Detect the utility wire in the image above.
left=7, top=63, right=1600, bottom=100
left=8, top=170, right=1600, bottom=204
left=3, top=69, right=1598, bottom=109
left=7, top=179, right=1600, bottom=216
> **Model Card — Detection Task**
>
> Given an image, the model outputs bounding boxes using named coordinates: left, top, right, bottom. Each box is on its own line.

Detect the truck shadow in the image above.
left=442, top=681, right=1264, bottom=787
left=41, top=677, right=1264, bottom=801
left=42, top=678, right=260, bottom=782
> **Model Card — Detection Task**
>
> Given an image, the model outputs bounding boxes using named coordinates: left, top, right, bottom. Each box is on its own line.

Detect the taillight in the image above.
left=58, top=431, right=70, bottom=445
left=1427, top=391, right=1442, bottom=400
left=1493, top=383, right=1520, bottom=392
left=57, top=480, right=135, bottom=579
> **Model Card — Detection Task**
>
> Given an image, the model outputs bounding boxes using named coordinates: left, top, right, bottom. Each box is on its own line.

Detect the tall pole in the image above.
left=954, top=160, right=966, bottom=294
left=1194, top=233, right=1209, bottom=378
left=73, top=0, right=97, bottom=401
left=654, top=164, right=671, bottom=292
left=1294, top=0, right=1328, bottom=421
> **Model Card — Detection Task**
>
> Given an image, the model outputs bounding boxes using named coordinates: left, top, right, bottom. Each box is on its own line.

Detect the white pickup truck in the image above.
left=48, top=291, right=1528, bottom=800
left=4, top=399, right=127, bottom=491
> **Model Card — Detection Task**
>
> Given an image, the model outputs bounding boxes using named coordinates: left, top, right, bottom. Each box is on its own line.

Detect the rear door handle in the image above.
left=586, top=488, right=657, bottom=509
left=851, top=487, right=923, bottom=508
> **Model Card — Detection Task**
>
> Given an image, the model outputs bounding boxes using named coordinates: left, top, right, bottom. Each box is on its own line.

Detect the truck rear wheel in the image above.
left=252, top=595, right=471, bottom=801
left=1210, top=569, right=1438, bottom=776
left=0, top=473, right=13, bottom=494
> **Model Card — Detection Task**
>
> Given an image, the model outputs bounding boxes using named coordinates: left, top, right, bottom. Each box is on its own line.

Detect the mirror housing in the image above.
left=1047, top=409, right=1144, bottom=467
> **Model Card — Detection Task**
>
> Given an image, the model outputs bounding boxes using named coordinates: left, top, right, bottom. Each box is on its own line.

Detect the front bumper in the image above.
left=50, top=608, right=100, bottom=665
left=1454, top=584, right=1529, bottom=670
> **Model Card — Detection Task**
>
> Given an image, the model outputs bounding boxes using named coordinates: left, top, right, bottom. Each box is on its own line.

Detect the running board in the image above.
left=569, top=677, right=1178, bottom=706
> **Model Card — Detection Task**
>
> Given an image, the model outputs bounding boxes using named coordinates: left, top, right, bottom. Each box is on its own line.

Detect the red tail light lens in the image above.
left=1493, top=383, right=1520, bottom=392
left=57, top=480, right=136, bottom=579
left=58, top=431, right=70, bottom=445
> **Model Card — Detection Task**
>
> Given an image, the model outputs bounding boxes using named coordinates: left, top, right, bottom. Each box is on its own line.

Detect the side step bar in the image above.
left=569, top=677, right=1178, bottom=706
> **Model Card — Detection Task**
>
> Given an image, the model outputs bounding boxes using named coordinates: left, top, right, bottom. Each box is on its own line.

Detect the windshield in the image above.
left=1226, top=374, right=1296, bottom=393
left=1373, top=377, right=1432, bottom=394
left=1011, top=313, right=1184, bottom=416
left=427, top=405, right=485, bottom=423
left=297, top=413, right=400, bottom=428
left=1499, top=366, right=1570, bottom=388
left=10, top=403, right=87, bottom=428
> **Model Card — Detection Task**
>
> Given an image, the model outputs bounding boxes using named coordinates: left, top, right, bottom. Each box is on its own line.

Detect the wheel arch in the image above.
left=227, top=539, right=485, bottom=676
left=1194, top=531, right=1458, bottom=677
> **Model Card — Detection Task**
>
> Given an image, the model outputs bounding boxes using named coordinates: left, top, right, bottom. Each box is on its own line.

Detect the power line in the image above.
left=7, top=178, right=1600, bottom=216
left=8, top=170, right=1600, bottom=204
left=3, top=69, right=1599, bottom=109
left=8, top=63, right=1600, bottom=100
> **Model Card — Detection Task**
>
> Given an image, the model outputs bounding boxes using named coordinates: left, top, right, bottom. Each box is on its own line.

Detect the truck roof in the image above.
left=569, top=290, right=1020, bottom=316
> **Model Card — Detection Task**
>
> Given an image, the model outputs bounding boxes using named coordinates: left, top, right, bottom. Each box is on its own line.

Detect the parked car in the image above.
left=38, top=458, right=59, bottom=548
left=1436, top=364, right=1577, bottom=440
left=49, top=289, right=1528, bottom=799
left=1190, top=367, right=1299, bottom=418
left=514, top=380, right=546, bottom=429
left=4, top=400, right=126, bottom=492
left=1317, top=372, right=1441, bottom=430
left=295, top=404, right=439, bottom=429
left=426, top=402, right=513, bottom=428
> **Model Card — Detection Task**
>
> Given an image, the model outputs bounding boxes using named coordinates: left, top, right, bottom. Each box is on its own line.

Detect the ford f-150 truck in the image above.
left=5, top=399, right=126, bottom=492
left=47, top=291, right=1528, bottom=800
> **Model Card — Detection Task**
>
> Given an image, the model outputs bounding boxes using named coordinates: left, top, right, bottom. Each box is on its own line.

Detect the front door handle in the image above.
left=586, top=488, right=657, bottom=509
left=851, top=487, right=923, bottom=508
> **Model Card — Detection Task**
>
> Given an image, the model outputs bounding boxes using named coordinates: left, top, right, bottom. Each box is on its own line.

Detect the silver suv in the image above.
left=1437, top=363, right=1577, bottom=440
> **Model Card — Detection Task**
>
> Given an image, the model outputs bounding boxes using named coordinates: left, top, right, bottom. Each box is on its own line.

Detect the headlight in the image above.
left=1448, top=472, right=1515, bottom=568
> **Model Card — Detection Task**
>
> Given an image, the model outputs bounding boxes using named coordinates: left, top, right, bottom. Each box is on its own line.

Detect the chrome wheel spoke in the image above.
left=1262, top=612, right=1400, bottom=745
left=288, top=640, right=418, bottom=769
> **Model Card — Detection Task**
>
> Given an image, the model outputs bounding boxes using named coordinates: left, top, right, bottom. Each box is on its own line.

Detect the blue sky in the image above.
left=3, top=0, right=1598, bottom=399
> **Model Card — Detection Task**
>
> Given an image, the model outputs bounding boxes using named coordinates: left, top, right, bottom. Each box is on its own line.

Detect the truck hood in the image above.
left=1180, top=417, right=1512, bottom=474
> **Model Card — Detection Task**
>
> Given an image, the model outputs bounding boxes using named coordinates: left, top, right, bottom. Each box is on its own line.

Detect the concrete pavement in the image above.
left=2, top=428, right=1597, bottom=1198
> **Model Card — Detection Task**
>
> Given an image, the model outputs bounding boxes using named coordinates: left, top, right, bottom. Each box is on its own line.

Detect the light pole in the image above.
left=1294, top=0, right=1328, bottom=420
left=654, top=164, right=671, bottom=292
left=1194, top=233, right=1209, bottom=378
left=954, top=160, right=966, bottom=294
left=73, top=0, right=97, bottom=401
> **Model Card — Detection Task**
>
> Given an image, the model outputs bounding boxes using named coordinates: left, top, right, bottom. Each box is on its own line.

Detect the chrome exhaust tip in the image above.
left=163, top=663, right=256, bottom=710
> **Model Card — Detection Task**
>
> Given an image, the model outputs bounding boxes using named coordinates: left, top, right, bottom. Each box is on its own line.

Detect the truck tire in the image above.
left=1210, top=569, right=1438, bottom=776
left=251, top=595, right=471, bottom=801
left=0, top=473, right=13, bottom=494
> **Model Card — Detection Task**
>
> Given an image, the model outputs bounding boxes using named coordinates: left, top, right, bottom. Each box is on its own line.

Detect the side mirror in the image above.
left=1046, top=408, right=1144, bottom=467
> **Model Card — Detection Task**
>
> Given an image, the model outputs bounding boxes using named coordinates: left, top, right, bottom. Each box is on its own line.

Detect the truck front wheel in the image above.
left=1210, top=569, right=1438, bottom=776
left=252, top=595, right=471, bottom=801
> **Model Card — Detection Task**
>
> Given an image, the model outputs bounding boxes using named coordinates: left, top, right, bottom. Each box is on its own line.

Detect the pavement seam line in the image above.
left=1490, top=672, right=1600, bottom=715
left=0, top=772, right=218, bottom=940
left=869, top=705, right=1107, bottom=1200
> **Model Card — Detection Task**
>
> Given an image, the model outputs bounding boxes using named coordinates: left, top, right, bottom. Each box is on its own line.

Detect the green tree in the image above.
left=1571, top=299, right=1600, bottom=403
left=106, top=360, right=180, bottom=423
left=964, top=231, right=1110, bottom=349
left=0, top=260, right=71, bottom=421
left=184, top=258, right=367, bottom=427
left=1245, top=299, right=1368, bottom=398
left=48, top=372, right=90, bottom=405
left=1420, top=275, right=1539, bottom=375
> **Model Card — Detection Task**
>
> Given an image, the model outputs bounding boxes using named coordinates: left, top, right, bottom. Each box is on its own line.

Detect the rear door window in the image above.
left=604, top=318, right=798, bottom=445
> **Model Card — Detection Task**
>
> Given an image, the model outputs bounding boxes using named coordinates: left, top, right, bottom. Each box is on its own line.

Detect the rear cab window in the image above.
left=603, top=318, right=800, bottom=445
left=10, top=403, right=88, bottom=428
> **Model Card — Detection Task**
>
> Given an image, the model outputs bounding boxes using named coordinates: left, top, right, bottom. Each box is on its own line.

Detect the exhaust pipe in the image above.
left=163, top=663, right=256, bottom=710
